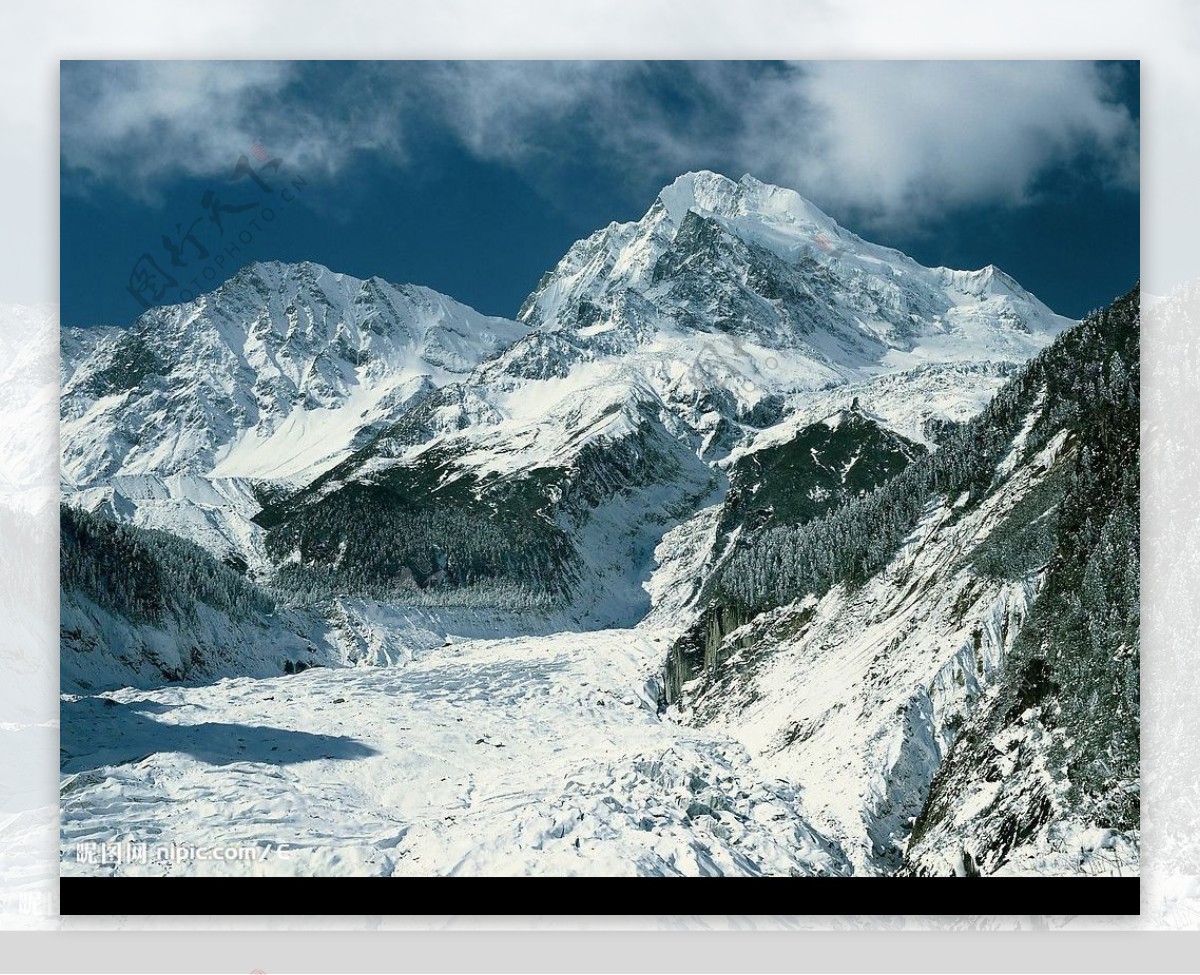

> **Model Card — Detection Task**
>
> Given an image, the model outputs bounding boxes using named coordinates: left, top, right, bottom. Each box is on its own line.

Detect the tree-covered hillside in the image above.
left=60, top=505, right=329, bottom=689
left=61, top=504, right=275, bottom=624
left=905, top=287, right=1139, bottom=872
left=670, top=286, right=1139, bottom=709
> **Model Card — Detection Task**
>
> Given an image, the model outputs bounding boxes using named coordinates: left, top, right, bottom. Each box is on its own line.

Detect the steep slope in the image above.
left=241, top=173, right=1069, bottom=619
left=660, top=406, right=930, bottom=676
left=718, top=402, right=926, bottom=535
left=254, top=383, right=715, bottom=623
left=60, top=505, right=335, bottom=691
left=60, top=262, right=529, bottom=570
left=667, top=286, right=1139, bottom=875
left=902, top=287, right=1139, bottom=877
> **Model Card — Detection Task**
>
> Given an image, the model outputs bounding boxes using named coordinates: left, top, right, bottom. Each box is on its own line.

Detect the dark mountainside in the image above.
left=665, top=284, right=1140, bottom=874
left=903, top=286, right=1139, bottom=875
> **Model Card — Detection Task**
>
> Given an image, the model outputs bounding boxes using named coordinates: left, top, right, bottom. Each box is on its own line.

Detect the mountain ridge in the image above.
left=61, top=170, right=1076, bottom=618
left=58, top=172, right=1138, bottom=880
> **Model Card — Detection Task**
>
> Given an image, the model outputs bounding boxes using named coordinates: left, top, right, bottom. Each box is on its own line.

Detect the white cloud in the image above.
left=60, top=59, right=1138, bottom=227
left=60, top=61, right=409, bottom=198
left=739, top=61, right=1139, bottom=226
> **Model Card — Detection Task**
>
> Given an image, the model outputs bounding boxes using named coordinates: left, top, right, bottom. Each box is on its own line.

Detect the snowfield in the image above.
left=61, top=629, right=848, bottom=877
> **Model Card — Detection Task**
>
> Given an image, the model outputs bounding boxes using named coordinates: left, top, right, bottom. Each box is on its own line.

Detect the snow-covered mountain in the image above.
left=61, top=261, right=529, bottom=570
left=60, top=171, right=1137, bottom=880
left=666, top=286, right=1140, bottom=876
left=62, top=260, right=529, bottom=487
left=59, top=170, right=1070, bottom=616
left=514, top=171, right=1067, bottom=377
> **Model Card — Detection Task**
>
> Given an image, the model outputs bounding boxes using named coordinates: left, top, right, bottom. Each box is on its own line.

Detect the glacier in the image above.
left=59, top=171, right=1137, bottom=878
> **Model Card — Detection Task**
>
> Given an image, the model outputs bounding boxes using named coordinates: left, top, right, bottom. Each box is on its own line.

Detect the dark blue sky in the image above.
left=61, top=61, right=1139, bottom=325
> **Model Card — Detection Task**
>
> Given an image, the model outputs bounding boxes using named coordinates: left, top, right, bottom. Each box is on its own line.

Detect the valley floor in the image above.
left=60, top=628, right=850, bottom=877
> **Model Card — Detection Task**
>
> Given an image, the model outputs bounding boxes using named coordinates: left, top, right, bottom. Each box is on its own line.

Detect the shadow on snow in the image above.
left=60, top=696, right=378, bottom=775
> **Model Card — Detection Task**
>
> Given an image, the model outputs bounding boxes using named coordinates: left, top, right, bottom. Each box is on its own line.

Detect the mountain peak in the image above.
left=228, top=258, right=343, bottom=289
left=657, top=170, right=740, bottom=223
left=62, top=258, right=530, bottom=488
left=517, top=167, right=1071, bottom=360
left=203, top=260, right=336, bottom=304
left=657, top=170, right=839, bottom=235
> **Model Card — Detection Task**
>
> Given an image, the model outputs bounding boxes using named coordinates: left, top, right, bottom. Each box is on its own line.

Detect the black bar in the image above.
left=59, top=877, right=1141, bottom=917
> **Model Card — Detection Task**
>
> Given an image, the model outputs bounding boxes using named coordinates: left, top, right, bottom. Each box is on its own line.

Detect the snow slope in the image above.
left=672, top=423, right=1074, bottom=874
left=61, top=630, right=848, bottom=877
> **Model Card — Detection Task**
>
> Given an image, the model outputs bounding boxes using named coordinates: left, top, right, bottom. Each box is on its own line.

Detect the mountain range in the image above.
left=59, top=171, right=1137, bottom=879
left=61, top=172, right=1069, bottom=613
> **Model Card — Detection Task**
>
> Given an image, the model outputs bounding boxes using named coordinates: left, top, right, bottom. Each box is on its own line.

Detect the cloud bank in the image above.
left=61, top=60, right=1138, bottom=226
